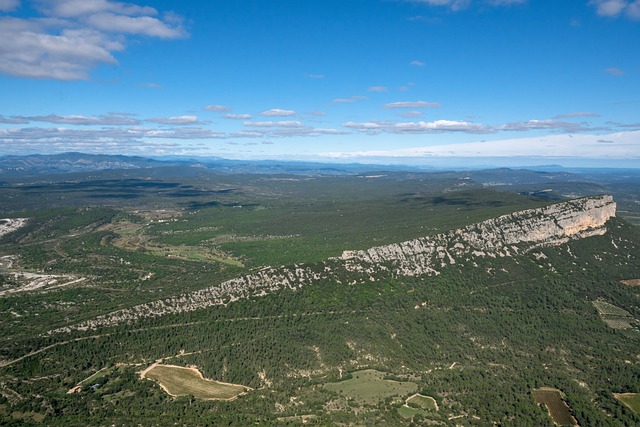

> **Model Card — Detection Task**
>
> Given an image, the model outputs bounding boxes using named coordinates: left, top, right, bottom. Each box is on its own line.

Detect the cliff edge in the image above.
left=50, top=195, right=616, bottom=333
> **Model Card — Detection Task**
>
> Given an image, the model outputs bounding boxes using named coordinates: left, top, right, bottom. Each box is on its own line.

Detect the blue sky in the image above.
left=0, top=0, right=639, bottom=166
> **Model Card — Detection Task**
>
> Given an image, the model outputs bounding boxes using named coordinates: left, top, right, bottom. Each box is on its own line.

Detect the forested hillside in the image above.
left=0, top=170, right=639, bottom=426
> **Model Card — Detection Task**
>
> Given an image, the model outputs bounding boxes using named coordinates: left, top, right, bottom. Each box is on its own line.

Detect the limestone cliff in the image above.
left=339, top=195, right=616, bottom=276
left=50, top=195, right=616, bottom=333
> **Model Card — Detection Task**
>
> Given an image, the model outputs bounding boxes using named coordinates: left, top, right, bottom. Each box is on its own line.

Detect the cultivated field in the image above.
left=534, top=388, right=577, bottom=426
left=592, top=299, right=636, bottom=329
left=323, top=369, right=417, bottom=405
left=141, top=364, right=250, bottom=400
left=614, top=393, right=640, bottom=414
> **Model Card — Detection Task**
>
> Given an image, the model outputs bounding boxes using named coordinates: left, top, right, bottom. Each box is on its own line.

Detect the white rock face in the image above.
left=0, top=218, right=28, bottom=238
left=49, top=195, right=616, bottom=333
left=339, top=195, right=616, bottom=276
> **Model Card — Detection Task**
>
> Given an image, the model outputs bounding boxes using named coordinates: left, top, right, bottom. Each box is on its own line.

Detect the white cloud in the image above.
left=629, top=1, right=640, bottom=18
left=553, top=112, right=600, bottom=119
left=231, top=124, right=349, bottom=139
left=145, top=127, right=223, bottom=139
left=223, top=113, right=251, bottom=120
left=591, top=0, right=628, bottom=16
left=368, top=86, right=388, bottom=92
left=487, top=0, right=526, bottom=5
left=0, top=0, right=186, bottom=80
left=0, top=125, right=222, bottom=144
left=499, top=119, right=590, bottom=132
left=343, top=117, right=594, bottom=136
left=343, top=121, right=385, bottom=129
left=399, top=111, right=424, bottom=118
left=412, top=0, right=472, bottom=12
left=332, top=98, right=354, bottom=103
left=23, top=113, right=141, bottom=125
left=0, top=0, right=19, bottom=12
left=394, top=120, right=489, bottom=133
left=613, top=122, right=640, bottom=128
left=0, top=20, right=122, bottom=80
left=244, top=121, right=303, bottom=128
left=203, top=105, right=231, bottom=112
left=0, top=115, right=29, bottom=124
left=605, top=67, right=625, bottom=75
left=260, top=109, right=296, bottom=117
left=342, top=121, right=389, bottom=135
left=321, top=130, right=640, bottom=160
left=268, top=127, right=350, bottom=138
left=410, top=60, right=425, bottom=67
left=590, top=0, right=640, bottom=19
left=343, top=119, right=489, bottom=135
left=410, top=0, right=529, bottom=11
left=86, top=12, right=185, bottom=38
left=35, top=0, right=158, bottom=18
left=384, top=101, right=441, bottom=109
left=147, top=116, right=200, bottom=125
left=307, top=73, right=324, bottom=79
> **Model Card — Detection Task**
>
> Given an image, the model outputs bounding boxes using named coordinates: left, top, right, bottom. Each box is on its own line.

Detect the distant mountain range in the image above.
left=0, top=152, right=172, bottom=175
left=0, top=151, right=629, bottom=177
left=0, top=152, right=420, bottom=176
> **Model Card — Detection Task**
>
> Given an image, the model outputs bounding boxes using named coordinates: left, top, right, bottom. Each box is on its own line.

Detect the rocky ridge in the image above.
left=50, top=195, right=616, bottom=333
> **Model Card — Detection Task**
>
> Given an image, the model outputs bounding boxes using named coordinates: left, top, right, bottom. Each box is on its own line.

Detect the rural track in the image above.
left=0, top=333, right=110, bottom=368
left=0, top=310, right=365, bottom=369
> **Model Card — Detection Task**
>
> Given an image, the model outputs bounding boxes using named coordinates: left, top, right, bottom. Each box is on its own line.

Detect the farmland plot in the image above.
left=534, top=388, right=577, bottom=426
left=592, top=299, right=637, bottom=329
left=141, top=364, right=251, bottom=401
left=614, top=393, right=640, bottom=414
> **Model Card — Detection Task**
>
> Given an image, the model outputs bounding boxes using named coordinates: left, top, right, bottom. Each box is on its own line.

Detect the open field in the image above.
left=323, top=369, right=417, bottom=405
left=398, top=393, right=439, bottom=420
left=621, top=279, right=640, bottom=287
left=534, top=388, right=577, bottom=426
left=397, top=405, right=431, bottom=419
left=141, top=364, right=251, bottom=400
left=407, top=393, right=438, bottom=411
left=103, top=218, right=244, bottom=267
left=614, top=393, right=640, bottom=414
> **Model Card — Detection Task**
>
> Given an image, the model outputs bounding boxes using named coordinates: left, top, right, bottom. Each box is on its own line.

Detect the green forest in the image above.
left=0, top=168, right=639, bottom=426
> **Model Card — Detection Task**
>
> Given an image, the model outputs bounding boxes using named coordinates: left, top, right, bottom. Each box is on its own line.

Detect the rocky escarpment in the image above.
left=339, top=195, right=616, bottom=276
left=49, top=195, right=616, bottom=334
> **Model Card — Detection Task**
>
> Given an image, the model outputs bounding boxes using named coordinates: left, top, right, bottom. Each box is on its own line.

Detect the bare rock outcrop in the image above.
left=339, top=195, right=616, bottom=276
left=49, top=195, right=616, bottom=334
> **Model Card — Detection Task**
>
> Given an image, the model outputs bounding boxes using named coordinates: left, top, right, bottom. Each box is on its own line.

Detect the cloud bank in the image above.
left=0, top=0, right=186, bottom=80
left=321, top=130, right=640, bottom=160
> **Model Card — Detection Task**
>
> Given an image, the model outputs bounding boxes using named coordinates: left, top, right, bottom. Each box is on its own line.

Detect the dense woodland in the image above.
left=0, top=168, right=639, bottom=425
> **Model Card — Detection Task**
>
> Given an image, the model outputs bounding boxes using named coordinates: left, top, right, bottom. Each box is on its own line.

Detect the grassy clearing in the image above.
left=105, top=219, right=244, bottom=267
left=534, top=388, right=577, bottom=426
left=398, top=393, right=438, bottom=420
left=614, top=393, right=640, bottom=414
left=323, top=369, right=417, bottom=405
left=397, top=405, right=431, bottom=419
left=621, top=279, right=640, bottom=287
left=407, top=393, right=438, bottom=411
left=142, top=364, right=250, bottom=401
